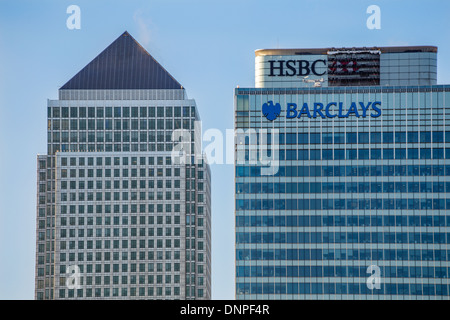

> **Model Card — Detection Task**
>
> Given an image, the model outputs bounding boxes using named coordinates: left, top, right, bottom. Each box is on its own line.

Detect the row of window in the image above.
left=56, top=239, right=204, bottom=250
left=58, top=286, right=184, bottom=298
left=57, top=226, right=203, bottom=239
left=236, top=248, right=449, bottom=262
left=271, top=131, right=450, bottom=145
left=53, top=250, right=200, bottom=262
left=236, top=181, right=450, bottom=194
left=57, top=274, right=182, bottom=287
left=56, top=273, right=205, bottom=286
left=59, top=169, right=182, bottom=179
left=58, top=191, right=183, bottom=202
left=236, top=265, right=449, bottom=278
left=59, top=190, right=185, bottom=201
left=58, top=263, right=204, bottom=275
left=50, top=119, right=193, bottom=132
left=236, top=165, right=450, bottom=178
left=58, top=262, right=181, bottom=273
left=59, top=227, right=182, bottom=238
left=236, top=282, right=449, bottom=296
left=59, top=204, right=204, bottom=215
left=58, top=215, right=203, bottom=226
left=57, top=235, right=183, bottom=248
left=61, top=156, right=173, bottom=166
left=57, top=286, right=204, bottom=299
left=235, top=198, right=450, bottom=211
left=49, top=106, right=195, bottom=119
left=59, top=202, right=182, bottom=213
left=236, top=215, right=450, bottom=227
left=37, top=246, right=204, bottom=266
left=255, top=147, right=450, bottom=161
left=59, top=192, right=203, bottom=203
left=236, top=231, right=449, bottom=244
left=60, top=180, right=181, bottom=190
left=52, top=143, right=175, bottom=153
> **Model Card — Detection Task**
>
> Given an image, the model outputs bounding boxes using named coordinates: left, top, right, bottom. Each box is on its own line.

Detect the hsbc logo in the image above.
left=268, top=59, right=327, bottom=77
left=329, top=60, right=360, bottom=74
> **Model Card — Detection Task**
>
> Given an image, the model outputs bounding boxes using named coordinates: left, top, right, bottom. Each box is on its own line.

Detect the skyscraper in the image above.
left=35, top=31, right=211, bottom=300
left=235, top=46, right=450, bottom=299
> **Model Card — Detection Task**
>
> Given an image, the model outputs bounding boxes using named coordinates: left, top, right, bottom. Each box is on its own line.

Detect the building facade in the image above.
left=35, top=32, right=211, bottom=300
left=235, top=46, right=450, bottom=299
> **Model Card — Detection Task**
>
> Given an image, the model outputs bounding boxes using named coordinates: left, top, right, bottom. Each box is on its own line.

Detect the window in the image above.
left=408, top=148, right=418, bottom=159
left=358, top=132, right=369, bottom=144
left=310, top=133, right=320, bottom=144
left=420, top=132, right=431, bottom=143
left=370, top=132, right=381, bottom=143
left=433, top=148, right=444, bottom=159
left=334, top=149, right=345, bottom=160
left=395, top=148, right=406, bottom=159
left=395, top=132, right=406, bottom=143
left=433, top=131, right=444, bottom=143
left=407, top=132, right=418, bottom=143
left=346, top=149, right=357, bottom=160
left=420, top=148, right=431, bottom=159
left=358, top=149, right=369, bottom=159
left=322, top=150, right=333, bottom=160
left=346, top=133, right=357, bottom=144
left=322, top=133, right=333, bottom=144
left=383, top=132, right=393, bottom=143
left=371, top=149, right=381, bottom=160
left=334, top=133, right=345, bottom=144
left=383, top=149, right=394, bottom=159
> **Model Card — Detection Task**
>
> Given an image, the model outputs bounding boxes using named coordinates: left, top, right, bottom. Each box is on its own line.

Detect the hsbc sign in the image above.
left=268, top=59, right=327, bottom=77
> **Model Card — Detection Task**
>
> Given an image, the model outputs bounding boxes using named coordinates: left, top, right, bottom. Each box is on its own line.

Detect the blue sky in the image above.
left=1, top=0, right=450, bottom=300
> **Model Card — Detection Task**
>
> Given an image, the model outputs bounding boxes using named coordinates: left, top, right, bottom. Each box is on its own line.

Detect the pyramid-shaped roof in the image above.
left=60, top=31, right=183, bottom=90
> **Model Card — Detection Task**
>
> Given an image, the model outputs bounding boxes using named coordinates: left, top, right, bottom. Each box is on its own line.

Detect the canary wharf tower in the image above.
left=35, top=32, right=211, bottom=300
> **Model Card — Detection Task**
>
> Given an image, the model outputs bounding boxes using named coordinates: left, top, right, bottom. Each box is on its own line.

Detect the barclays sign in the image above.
left=262, top=101, right=381, bottom=121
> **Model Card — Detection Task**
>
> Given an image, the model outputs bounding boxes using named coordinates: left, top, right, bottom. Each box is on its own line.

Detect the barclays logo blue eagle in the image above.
left=262, top=101, right=281, bottom=121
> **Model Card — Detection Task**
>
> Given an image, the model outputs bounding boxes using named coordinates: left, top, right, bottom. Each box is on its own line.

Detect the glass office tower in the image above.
left=35, top=32, right=211, bottom=300
left=235, top=46, right=450, bottom=299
